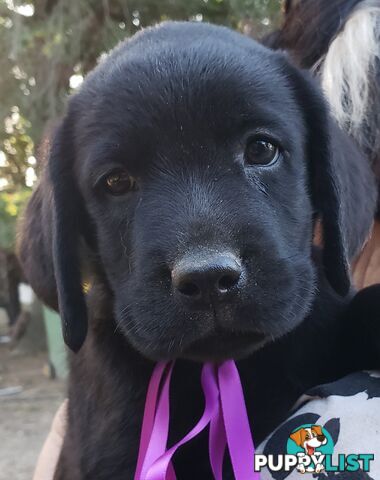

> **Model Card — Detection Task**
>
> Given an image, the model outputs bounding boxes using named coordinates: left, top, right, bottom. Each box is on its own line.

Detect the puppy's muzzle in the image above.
left=172, top=251, right=243, bottom=306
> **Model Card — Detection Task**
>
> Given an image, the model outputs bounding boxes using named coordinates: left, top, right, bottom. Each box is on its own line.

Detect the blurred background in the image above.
left=0, top=1, right=281, bottom=478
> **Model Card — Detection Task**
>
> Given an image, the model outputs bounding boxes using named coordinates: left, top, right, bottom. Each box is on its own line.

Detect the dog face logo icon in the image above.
left=289, top=425, right=328, bottom=473
left=290, top=425, right=327, bottom=456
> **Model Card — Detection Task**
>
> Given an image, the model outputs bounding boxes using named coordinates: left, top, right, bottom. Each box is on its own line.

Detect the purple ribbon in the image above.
left=134, top=360, right=260, bottom=480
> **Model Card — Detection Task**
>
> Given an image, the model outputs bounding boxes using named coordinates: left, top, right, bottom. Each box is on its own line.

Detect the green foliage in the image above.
left=0, top=187, right=31, bottom=248
left=0, top=103, right=34, bottom=248
left=1, top=105, right=35, bottom=191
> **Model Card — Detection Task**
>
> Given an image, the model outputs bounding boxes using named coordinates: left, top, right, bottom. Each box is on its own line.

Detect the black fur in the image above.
left=18, top=22, right=378, bottom=479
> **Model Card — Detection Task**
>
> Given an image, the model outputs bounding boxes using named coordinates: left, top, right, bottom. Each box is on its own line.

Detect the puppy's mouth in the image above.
left=182, top=329, right=267, bottom=362
left=179, top=298, right=269, bottom=361
left=306, top=445, right=315, bottom=456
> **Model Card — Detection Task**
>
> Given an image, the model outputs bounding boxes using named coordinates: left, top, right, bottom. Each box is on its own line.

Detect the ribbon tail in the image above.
left=136, top=362, right=175, bottom=480
left=209, top=396, right=227, bottom=480
left=135, top=362, right=170, bottom=480
left=218, top=360, right=260, bottom=480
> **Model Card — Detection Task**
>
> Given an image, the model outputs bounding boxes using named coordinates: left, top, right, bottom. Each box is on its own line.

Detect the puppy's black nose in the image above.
left=172, top=252, right=242, bottom=302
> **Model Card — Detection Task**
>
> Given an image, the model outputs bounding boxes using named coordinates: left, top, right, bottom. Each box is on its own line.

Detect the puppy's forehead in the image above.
left=74, top=23, right=304, bottom=160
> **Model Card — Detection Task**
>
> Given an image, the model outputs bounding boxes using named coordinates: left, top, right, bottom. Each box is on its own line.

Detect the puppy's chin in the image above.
left=181, top=330, right=268, bottom=362
left=127, top=329, right=269, bottom=363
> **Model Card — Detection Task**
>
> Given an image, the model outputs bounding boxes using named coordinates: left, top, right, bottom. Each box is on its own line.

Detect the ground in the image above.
left=0, top=310, right=65, bottom=480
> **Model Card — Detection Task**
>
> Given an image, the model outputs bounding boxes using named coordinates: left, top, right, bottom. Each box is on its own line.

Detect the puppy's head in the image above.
left=290, top=425, right=327, bottom=454
left=18, top=22, right=369, bottom=360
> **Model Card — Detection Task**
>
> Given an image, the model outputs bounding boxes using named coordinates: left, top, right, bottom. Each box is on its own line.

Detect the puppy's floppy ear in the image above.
left=49, top=119, right=89, bottom=352
left=312, top=425, right=323, bottom=436
left=283, top=63, right=376, bottom=296
left=290, top=429, right=304, bottom=446
left=285, top=65, right=349, bottom=295
left=18, top=116, right=89, bottom=352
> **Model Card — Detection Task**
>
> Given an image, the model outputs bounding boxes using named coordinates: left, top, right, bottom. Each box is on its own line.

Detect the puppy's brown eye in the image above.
left=244, top=139, right=280, bottom=166
left=104, top=169, right=137, bottom=195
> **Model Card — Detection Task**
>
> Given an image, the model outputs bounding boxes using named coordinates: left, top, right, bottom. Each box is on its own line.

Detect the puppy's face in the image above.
left=290, top=426, right=327, bottom=455
left=72, top=24, right=317, bottom=361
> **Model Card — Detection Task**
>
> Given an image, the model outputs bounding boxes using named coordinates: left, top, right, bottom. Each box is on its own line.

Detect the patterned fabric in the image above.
left=257, top=371, right=380, bottom=479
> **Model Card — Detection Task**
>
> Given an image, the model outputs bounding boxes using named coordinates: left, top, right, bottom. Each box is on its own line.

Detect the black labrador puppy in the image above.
left=18, top=22, right=379, bottom=479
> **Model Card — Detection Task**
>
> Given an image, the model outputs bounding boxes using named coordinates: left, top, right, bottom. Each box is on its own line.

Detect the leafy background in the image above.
left=0, top=0, right=281, bottom=249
